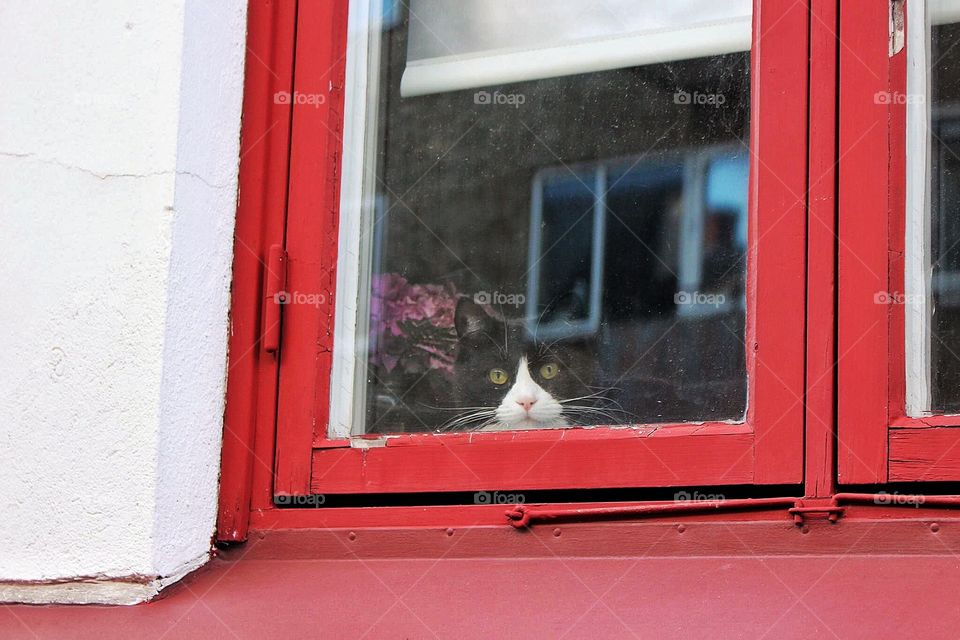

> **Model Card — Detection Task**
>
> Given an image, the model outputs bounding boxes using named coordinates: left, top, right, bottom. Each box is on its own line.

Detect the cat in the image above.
left=443, top=298, right=618, bottom=431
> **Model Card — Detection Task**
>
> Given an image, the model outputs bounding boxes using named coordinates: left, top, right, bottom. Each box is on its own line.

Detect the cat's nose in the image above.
left=516, top=397, right=537, bottom=412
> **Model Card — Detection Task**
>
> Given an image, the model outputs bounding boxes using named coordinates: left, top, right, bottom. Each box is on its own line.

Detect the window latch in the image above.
left=263, top=243, right=288, bottom=354
left=787, top=499, right=845, bottom=525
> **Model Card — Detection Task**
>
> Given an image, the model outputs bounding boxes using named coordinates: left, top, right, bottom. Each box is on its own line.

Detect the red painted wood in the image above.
left=881, top=2, right=960, bottom=491
left=837, top=0, right=891, bottom=483
left=309, top=431, right=754, bottom=494
left=804, top=0, right=839, bottom=497
left=243, top=516, right=960, bottom=558
left=836, top=1, right=955, bottom=484
left=249, top=501, right=960, bottom=536
left=273, top=0, right=349, bottom=496
left=892, top=415, right=960, bottom=428
left=269, top=0, right=808, bottom=499
left=293, top=0, right=808, bottom=494
left=216, top=0, right=298, bottom=542
left=747, top=0, right=809, bottom=484
left=890, top=427, right=960, bottom=481
left=888, top=6, right=909, bottom=424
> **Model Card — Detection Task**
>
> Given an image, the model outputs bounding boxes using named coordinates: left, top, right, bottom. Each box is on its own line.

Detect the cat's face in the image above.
left=449, top=299, right=595, bottom=430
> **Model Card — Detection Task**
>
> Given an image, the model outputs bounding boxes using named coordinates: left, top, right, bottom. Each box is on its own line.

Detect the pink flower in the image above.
left=369, top=273, right=458, bottom=375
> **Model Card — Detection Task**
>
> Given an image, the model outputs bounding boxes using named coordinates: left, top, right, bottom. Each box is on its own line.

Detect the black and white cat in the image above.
left=444, top=298, right=615, bottom=431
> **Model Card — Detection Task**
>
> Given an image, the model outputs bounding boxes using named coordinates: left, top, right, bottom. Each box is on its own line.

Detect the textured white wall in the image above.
left=0, top=0, right=247, bottom=604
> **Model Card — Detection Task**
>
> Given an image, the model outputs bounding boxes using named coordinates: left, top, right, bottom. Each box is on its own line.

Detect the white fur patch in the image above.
left=486, top=357, right=567, bottom=430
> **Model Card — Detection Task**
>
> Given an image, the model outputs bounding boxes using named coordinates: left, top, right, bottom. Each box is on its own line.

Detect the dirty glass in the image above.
left=931, top=14, right=960, bottom=411
left=351, top=0, right=751, bottom=433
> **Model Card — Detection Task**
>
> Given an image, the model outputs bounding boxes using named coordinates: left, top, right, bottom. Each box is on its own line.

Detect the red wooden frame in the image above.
left=272, top=0, right=350, bottom=496
left=216, top=0, right=298, bottom=541
left=837, top=0, right=960, bottom=483
left=260, top=0, right=810, bottom=498
left=837, top=0, right=896, bottom=484
left=838, top=3, right=960, bottom=484
left=805, top=0, right=839, bottom=498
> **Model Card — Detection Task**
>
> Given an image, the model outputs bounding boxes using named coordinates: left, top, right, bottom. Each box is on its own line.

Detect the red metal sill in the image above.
left=8, top=544, right=960, bottom=637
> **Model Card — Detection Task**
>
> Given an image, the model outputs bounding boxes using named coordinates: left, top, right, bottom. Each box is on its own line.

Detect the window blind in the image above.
left=400, top=0, right=753, bottom=98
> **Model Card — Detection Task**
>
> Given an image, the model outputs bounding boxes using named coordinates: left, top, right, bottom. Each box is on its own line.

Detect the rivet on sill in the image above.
left=676, top=524, right=686, bottom=534
left=552, top=528, right=562, bottom=537
left=930, top=523, right=940, bottom=533
left=348, top=531, right=357, bottom=541
left=445, top=528, right=454, bottom=537
left=801, top=525, right=810, bottom=534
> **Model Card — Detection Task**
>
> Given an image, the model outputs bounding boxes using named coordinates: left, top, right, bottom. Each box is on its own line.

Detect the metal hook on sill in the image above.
left=506, top=493, right=960, bottom=529
left=505, top=497, right=798, bottom=529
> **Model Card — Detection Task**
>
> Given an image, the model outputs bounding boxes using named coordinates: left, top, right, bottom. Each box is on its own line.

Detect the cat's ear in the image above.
left=455, top=297, right=493, bottom=338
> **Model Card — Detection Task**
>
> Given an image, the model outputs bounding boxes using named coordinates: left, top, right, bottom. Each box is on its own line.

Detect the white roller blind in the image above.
left=400, top=0, right=753, bottom=98
left=932, top=0, right=960, bottom=25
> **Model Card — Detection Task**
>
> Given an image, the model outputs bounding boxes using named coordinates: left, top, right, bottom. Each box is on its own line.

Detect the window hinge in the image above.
left=263, top=243, right=288, bottom=354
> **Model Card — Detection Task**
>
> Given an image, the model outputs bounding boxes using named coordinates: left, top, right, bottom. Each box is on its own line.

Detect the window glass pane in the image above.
left=931, top=10, right=960, bottom=411
left=348, top=1, right=751, bottom=434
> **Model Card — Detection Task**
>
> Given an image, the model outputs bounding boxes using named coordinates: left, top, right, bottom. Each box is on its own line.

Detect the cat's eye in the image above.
left=539, top=363, right=559, bottom=380
left=488, top=368, right=509, bottom=385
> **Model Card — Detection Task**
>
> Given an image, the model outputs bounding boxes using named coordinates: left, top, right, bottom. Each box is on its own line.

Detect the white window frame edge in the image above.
left=676, top=151, right=710, bottom=319
left=329, top=0, right=383, bottom=438
left=905, top=0, right=933, bottom=416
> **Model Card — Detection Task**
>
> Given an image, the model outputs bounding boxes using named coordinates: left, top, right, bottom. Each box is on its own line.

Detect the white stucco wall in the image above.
left=0, top=0, right=247, bottom=604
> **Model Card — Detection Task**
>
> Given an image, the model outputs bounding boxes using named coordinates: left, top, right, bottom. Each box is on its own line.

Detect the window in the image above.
left=917, top=1, right=960, bottom=412
left=838, top=0, right=960, bottom=483
left=333, top=0, right=752, bottom=436
left=271, top=0, right=809, bottom=496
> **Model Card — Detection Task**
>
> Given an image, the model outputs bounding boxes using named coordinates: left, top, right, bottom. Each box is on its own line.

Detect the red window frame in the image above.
left=269, top=0, right=810, bottom=498
left=838, top=0, right=960, bottom=483
left=218, top=0, right=813, bottom=531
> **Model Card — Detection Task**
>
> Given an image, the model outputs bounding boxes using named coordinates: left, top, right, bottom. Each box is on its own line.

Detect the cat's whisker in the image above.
left=418, top=403, right=496, bottom=411
left=560, top=405, right=637, bottom=426
left=437, top=408, right=498, bottom=432
left=561, top=404, right=635, bottom=416
left=439, top=412, right=495, bottom=429
left=559, top=391, right=616, bottom=403
left=564, top=415, right=620, bottom=427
